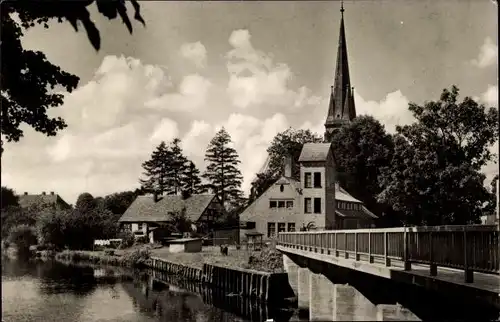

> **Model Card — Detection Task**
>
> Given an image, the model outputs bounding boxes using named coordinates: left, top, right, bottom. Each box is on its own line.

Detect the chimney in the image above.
left=50, top=191, right=54, bottom=195
left=42, top=191, right=46, bottom=195
left=24, top=192, right=28, bottom=195
left=335, top=182, right=340, bottom=191
left=153, top=191, right=158, bottom=202
left=283, top=155, right=293, bottom=178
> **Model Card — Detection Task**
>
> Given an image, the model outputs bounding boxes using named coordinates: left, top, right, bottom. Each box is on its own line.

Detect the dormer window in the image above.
left=280, top=184, right=284, bottom=192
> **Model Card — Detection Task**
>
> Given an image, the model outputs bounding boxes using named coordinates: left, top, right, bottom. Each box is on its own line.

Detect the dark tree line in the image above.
left=139, top=129, right=245, bottom=226
left=140, top=138, right=206, bottom=196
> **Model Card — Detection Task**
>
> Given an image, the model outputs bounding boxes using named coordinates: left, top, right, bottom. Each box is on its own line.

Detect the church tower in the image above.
left=324, top=2, right=356, bottom=142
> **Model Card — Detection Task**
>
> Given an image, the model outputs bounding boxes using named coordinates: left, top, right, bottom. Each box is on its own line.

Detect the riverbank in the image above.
left=55, top=246, right=151, bottom=267
left=54, top=244, right=284, bottom=273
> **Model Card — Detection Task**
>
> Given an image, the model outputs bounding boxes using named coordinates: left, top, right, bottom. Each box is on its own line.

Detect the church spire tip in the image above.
left=340, top=0, right=344, bottom=15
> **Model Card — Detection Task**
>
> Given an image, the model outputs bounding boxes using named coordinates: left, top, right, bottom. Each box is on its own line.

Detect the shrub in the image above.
left=8, top=225, right=37, bottom=254
left=135, top=236, right=148, bottom=244
left=118, top=230, right=135, bottom=249
left=124, top=248, right=151, bottom=267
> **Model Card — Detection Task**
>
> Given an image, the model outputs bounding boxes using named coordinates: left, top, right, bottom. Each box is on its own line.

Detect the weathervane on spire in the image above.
left=340, top=0, right=345, bottom=15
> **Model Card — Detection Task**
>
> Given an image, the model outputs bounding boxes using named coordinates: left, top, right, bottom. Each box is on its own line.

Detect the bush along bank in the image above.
left=55, top=248, right=151, bottom=268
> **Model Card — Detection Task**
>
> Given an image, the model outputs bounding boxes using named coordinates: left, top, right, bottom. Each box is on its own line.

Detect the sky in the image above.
left=2, top=0, right=498, bottom=205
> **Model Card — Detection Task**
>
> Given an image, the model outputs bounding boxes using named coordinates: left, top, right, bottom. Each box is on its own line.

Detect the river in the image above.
left=1, top=256, right=298, bottom=322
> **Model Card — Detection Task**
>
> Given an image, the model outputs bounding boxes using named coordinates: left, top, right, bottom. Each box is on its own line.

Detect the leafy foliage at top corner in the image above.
left=1, top=0, right=145, bottom=154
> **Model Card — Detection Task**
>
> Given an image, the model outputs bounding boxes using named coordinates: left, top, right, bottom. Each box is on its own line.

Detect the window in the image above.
left=137, top=223, right=143, bottom=230
left=271, top=200, right=293, bottom=209
left=304, top=198, right=312, bottom=213
left=267, top=222, right=276, bottom=238
left=313, top=172, right=322, bottom=188
left=278, top=222, right=286, bottom=233
left=304, top=173, right=312, bottom=188
left=280, top=184, right=284, bottom=192
left=288, top=223, right=296, bottom=232
left=314, top=198, right=322, bottom=214
left=246, top=221, right=256, bottom=229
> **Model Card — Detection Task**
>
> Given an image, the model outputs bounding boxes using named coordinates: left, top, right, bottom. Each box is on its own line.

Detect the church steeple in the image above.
left=324, top=1, right=356, bottom=142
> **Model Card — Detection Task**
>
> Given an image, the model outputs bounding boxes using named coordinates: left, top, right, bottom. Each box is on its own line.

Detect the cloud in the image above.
left=225, top=29, right=321, bottom=110
left=180, top=41, right=208, bottom=69
left=471, top=37, right=498, bottom=68
left=4, top=29, right=496, bottom=205
left=145, top=73, right=212, bottom=112
left=300, top=90, right=414, bottom=135
left=218, top=113, right=289, bottom=193
left=481, top=84, right=498, bottom=107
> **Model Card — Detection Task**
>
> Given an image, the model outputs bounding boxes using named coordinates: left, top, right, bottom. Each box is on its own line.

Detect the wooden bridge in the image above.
left=277, top=225, right=500, bottom=320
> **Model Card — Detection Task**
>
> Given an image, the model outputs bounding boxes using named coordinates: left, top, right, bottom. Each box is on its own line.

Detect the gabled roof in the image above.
left=18, top=193, right=70, bottom=210
left=118, top=194, right=217, bottom=223
left=119, top=196, right=164, bottom=222
left=298, top=143, right=332, bottom=162
left=336, top=185, right=362, bottom=203
left=336, top=206, right=378, bottom=220
left=184, top=194, right=218, bottom=222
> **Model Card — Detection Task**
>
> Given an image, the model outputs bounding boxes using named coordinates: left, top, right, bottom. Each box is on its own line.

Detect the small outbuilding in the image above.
left=168, top=238, right=202, bottom=253
left=245, top=232, right=264, bottom=251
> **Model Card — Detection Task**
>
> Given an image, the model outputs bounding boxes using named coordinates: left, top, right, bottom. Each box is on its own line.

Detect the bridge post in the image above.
left=309, top=273, right=335, bottom=321
left=333, top=284, right=378, bottom=320
left=298, top=267, right=311, bottom=312
left=429, top=232, right=437, bottom=276
left=376, top=304, right=420, bottom=321
left=403, top=226, right=411, bottom=271
left=282, top=254, right=299, bottom=297
left=463, top=227, right=473, bottom=283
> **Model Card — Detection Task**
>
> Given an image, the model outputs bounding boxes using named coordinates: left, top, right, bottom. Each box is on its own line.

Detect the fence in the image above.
left=212, top=227, right=240, bottom=246
left=277, top=225, right=499, bottom=283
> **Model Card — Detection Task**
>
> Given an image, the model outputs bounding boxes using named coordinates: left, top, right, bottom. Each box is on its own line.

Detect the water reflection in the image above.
left=144, top=269, right=296, bottom=322
left=1, top=257, right=298, bottom=322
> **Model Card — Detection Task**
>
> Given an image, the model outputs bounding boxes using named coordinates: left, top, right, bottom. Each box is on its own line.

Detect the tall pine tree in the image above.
left=139, top=141, right=172, bottom=195
left=203, top=128, right=244, bottom=208
left=183, top=161, right=206, bottom=195
left=166, top=138, right=189, bottom=195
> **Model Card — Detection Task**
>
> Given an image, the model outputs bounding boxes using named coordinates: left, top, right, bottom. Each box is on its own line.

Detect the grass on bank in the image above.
left=56, top=243, right=285, bottom=273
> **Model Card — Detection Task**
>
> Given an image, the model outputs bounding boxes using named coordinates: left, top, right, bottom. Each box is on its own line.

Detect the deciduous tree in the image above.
left=103, top=189, right=143, bottom=215
left=378, top=85, right=499, bottom=226
left=1, top=1, right=145, bottom=153
left=1, top=186, right=19, bottom=210
left=330, top=116, right=396, bottom=222
left=250, top=128, right=323, bottom=202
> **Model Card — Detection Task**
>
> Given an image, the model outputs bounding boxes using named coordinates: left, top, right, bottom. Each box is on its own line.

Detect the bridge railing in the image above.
left=277, top=225, right=499, bottom=283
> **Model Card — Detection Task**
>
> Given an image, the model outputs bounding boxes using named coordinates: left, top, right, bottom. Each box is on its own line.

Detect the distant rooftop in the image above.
left=298, top=143, right=332, bottom=162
